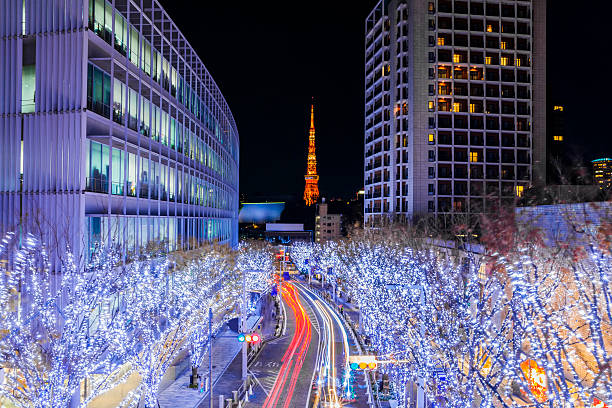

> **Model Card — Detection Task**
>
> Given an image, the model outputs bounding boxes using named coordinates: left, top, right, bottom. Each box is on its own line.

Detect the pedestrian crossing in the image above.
left=258, top=373, right=277, bottom=395
left=302, top=300, right=320, bottom=334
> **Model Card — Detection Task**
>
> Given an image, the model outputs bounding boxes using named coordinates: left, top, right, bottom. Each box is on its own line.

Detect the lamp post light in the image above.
left=385, top=283, right=425, bottom=408
left=209, top=307, right=213, bottom=408
left=241, top=268, right=247, bottom=381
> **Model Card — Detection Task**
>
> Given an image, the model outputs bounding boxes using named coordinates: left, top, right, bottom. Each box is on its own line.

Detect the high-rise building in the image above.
left=547, top=104, right=566, bottom=183
left=0, top=0, right=240, bottom=261
left=315, top=199, right=342, bottom=242
left=364, top=0, right=546, bottom=225
left=592, top=158, right=612, bottom=191
left=304, top=103, right=320, bottom=206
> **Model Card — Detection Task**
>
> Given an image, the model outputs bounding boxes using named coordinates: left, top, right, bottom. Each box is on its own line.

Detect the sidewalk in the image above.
left=157, top=326, right=242, bottom=408
left=158, top=315, right=263, bottom=408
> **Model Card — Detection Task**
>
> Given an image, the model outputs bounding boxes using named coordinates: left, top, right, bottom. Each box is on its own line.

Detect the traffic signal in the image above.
left=237, top=333, right=260, bottom=343
left=348, top=355, right=377, bottom=370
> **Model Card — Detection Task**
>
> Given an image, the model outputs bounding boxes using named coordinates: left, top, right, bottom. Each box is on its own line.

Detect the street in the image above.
left=247, top=280, right=371, bottom=408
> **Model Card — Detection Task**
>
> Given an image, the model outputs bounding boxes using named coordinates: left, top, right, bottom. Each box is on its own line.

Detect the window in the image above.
left=470, top=151, right=479, bottom=162
left=428, top=167, right=435, bottom=178
left=470, top=103, right=476, bottom=113
left=553, top=135, right=564, bottom=142
left=437, top=37, right=445, bottom=46
left=428, top=2, right=435, bottom=14
left=429, top=84, right=435, bottom=95
left=139, top=97, right=150, bottom=136
left=112, top=78, right=126, bottom=125
left=87, top=64, right=111, bottom=117
left=428, top=150, right=436, bottom=162
left=114, top=12, right=128, bottom=56
left=429, top=52, right=436, bottom=63
left=553, top=105, right=564, bottom=111
left=453, top=54, right=461, bottom=63
left=129, top=26, right=139, bottom=67
left=428, top=133, right=435, bottom=144
left=89, top=0, right=111, bottom=43
left=111, top=148, right=124, bottom=195
left=500, top=41, right=507, bottom=50
left=428, top=101, right=435, bottom=112
left=428, top=184, right=435, bottom=195
left=486, top=24, right=493, bottom=32
left=428, top=68, right=435, bottom=79
left=142, top=40, right=151, bottom=76
left=501, top=57, right=509, bottom=66
left=453, top=102, right=461, bottom=112
left=485, top=56, right=492, bottom=65
left=127, top=152, right=137, bottom=197
left=21, top=64, right=35, bottom=113
left=515, top=185, right=524, bottom=197
left=127, top=87, right=138, bottom=131
left=88, top=141, right=109, bottom=193
left=428, top=200, right=435, bottom=212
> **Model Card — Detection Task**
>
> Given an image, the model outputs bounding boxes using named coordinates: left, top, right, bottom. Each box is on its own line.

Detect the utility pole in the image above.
left=209, top=307, right=213, bottom=408
left=385, top=284, right=425, bottom=408
left=241, top=268, right=247, bottom=381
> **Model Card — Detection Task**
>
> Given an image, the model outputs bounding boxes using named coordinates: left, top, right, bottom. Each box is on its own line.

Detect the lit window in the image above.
left=553, top=135, right=564, bottom=142
left=553, top=105, right=564, bottom=111
left=500, top=41, right=507, bottom=50
left=516, top=185, right=524, bottom=197
left=486, top=24, right=493, bottom=32
left=485, top=56, right=492, bottom=65
left=453, top=54, right=461, bottom=63
left=470, top=151, right=479, bottom=162
left=515, top=58, right=521, bottom=67
left=453, top=102, right=461, bottom=112
left=438, top=37, right=445, bottom=46
left=428, top=101, right=435, bottom=111
left=470, top=103, right=476, bottom=113
left=501, top=57, right=509, bottom=66
left=428, top=133, right=435, bottom=144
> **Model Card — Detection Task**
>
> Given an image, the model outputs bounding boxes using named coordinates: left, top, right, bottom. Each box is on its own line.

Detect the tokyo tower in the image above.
left=303, top=102, right=319, bottom=206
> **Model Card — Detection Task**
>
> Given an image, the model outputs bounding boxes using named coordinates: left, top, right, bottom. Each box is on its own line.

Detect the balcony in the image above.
left=86, top=177, right=108, bottom=194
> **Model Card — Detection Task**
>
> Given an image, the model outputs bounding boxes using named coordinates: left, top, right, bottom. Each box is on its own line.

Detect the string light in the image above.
left=291, top=227, right=611, bottom=408
left=0, top=234, right=275, bottom=408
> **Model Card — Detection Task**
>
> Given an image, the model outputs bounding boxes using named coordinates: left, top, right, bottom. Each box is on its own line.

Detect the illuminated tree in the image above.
left=0, top=233, right=144, bottom=408
left=118, top=245, right=239, bottom=408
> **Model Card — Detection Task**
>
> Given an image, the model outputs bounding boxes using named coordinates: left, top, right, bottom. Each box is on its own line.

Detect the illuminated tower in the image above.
left=303, top=103, right=320, bottom=206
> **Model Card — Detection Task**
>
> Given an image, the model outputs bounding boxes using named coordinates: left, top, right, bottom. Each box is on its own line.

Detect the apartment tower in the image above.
left=0, top=0, right=240, bottom=261
left=364, top=0, right=546, bottom=225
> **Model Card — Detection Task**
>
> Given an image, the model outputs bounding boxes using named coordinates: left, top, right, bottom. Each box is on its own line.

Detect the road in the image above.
left=248, top=280, right=371, bottom=408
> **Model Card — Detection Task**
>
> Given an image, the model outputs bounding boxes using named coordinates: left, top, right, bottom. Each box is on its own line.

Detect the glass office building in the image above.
left=0, top=0, right=240, bottom=261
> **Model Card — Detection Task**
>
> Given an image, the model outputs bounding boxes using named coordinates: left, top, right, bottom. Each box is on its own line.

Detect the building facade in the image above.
left=0, top=0, right=240, bottom=260
left=592, top=158, right=612, bottom=191
left=315, top=199, right=342, bottom=242
left=547, top=104, right=565, bottom=184
left=364, top=0, right=546, bottom=225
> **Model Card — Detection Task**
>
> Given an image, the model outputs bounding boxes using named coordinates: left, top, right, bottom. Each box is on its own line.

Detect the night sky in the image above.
left=159, top=1, right=612, bottom=199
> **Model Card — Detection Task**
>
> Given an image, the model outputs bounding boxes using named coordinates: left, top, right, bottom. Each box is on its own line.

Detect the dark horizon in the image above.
left=159, top=0, right=612, bottom=199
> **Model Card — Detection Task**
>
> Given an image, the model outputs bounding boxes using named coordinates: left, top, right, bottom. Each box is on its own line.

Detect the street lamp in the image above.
left=209, top=307, right=213, bottom=408
left=385, top=283, right=425, bottom=408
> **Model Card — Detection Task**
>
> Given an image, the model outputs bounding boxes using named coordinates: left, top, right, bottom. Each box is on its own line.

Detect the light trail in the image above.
left=298, top=284, right=352, bottom=407
left=263, top=282, right=312, bottom=408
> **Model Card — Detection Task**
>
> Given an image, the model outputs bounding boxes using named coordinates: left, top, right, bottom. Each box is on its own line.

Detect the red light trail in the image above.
left=263, top=282, right=312, bottom=408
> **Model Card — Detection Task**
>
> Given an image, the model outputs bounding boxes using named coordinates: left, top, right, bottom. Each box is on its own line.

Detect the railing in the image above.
left=87, top=99, right=110, bottom=118
left=86, top=177, right=108, bottom=194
